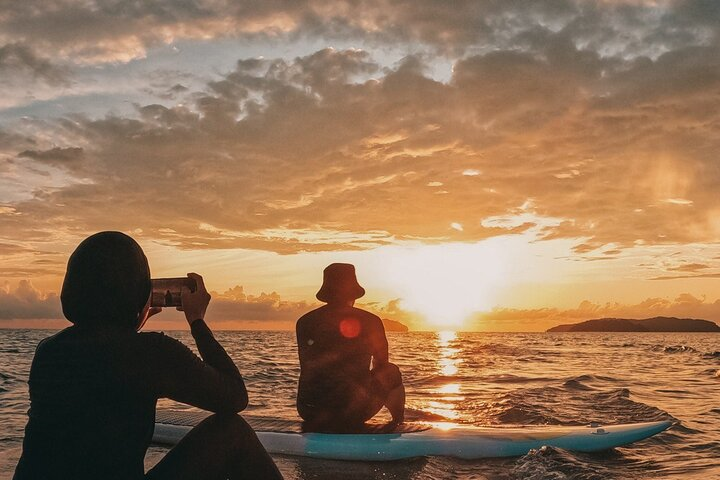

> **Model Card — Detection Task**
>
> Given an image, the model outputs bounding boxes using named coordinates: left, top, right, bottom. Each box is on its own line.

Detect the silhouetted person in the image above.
left=164, top=289, right=173, bottom=307
left=13, top=231, right=282, bottom=480
left=296, top=263, right=405, bottom=432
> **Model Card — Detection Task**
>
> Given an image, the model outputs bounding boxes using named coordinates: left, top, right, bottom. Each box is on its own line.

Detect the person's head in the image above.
left=316, top=263, right=365, bottom=306
left=61, top=231, right=151, bottom=331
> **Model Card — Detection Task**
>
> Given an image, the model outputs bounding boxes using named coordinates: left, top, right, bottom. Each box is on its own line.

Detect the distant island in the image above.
left=547, top=316, right=720, bottom=332
left=382, top=318, right=409, bottom=332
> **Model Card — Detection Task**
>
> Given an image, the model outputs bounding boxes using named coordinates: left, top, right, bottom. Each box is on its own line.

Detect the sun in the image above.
left=374, top=240, right=509, bottom=329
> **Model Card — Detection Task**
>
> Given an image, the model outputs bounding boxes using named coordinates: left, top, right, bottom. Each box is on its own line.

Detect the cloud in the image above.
left=5, top=280, right=718, bottom=334
left=0, top=281, right=419, bottom=330
left=0, top=43, right=73, bottom=109
left=650, top=272, right=720, bottom=281
left=0, top=43, right=69, bottom=85
left=0, top=237, right=65, bottom=279
left=0, top=242, right=30, bottom=255
left=206, top=286, right=314, bottom=324
left=0, top=280, right=62, bottom=319
left=1, top=34, right=718, bottom=261
left=359, top=298, right=423, bottom=330
left=472, top=293, right=720, bottom=331
left=667, top=262, right=710, bottom=272
left=1, top=1, right=718, bottom=64
left=18, top=147, right=84, bottom=169
left=0, top=281, right=316, bottom=324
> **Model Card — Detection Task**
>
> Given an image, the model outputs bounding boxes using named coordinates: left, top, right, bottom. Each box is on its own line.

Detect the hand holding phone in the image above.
left=180, top=273, right=211, bottom=326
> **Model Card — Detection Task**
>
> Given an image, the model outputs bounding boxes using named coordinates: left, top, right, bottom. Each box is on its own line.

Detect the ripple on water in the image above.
left=654, top=345, right=698, bottom=354
left=562, top=379, right=595, bottom=391
left=512, top=446, right=612, bottom=480
left=482, top=374, right=551, bottom=384
left=475, top=383, right=672, bottom=427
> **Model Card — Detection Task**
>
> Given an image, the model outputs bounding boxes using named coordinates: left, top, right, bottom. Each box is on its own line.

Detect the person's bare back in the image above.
left=295, top=264, right=405, bottom=432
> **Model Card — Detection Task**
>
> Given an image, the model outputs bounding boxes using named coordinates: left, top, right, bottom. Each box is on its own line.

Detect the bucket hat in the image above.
left=316, top=263, right=365, bottom=303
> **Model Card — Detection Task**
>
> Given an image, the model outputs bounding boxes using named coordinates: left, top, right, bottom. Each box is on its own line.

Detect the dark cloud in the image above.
left=18, top=147, right=84, bottom=168
left=0, top=1, right=718, bottom=63
left=0, top=43, right=69, bottom=85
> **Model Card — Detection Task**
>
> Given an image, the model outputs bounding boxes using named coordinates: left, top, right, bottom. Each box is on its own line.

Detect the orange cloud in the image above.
left=1, top=42, right=718, bottom=261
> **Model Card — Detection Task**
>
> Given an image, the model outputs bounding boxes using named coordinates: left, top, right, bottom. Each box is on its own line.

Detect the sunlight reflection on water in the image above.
left=428, top=331, right=462, bottom=420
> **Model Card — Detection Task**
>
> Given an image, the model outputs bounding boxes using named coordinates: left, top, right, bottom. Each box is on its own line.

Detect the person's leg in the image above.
left=146, top=413, right=282, bottom=480
left=372, top=363, right=405, bottom=424
left=385, top=383, right=405, bottom=424
left=299, top=384, right=385, bottom=433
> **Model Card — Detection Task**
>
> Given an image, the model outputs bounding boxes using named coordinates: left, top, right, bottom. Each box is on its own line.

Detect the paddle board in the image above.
left=153, top=410, right=672, bottom=461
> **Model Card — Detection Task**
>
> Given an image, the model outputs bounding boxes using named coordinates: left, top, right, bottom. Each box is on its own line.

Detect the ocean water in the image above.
left=1, top=329, right=718, bottom=479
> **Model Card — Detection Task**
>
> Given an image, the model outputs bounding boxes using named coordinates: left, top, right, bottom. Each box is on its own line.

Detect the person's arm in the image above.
left=190, top=319, right=241, bottom=377
left=151, top=273, right=248, bottom=413
left=370, top=316, right=389, bottom=368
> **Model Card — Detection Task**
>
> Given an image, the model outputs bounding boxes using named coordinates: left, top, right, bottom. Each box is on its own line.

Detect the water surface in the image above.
left=1, top=330, right=718, bottom=479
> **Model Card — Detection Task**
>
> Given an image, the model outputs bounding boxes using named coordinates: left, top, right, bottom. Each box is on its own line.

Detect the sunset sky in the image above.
left=1, top=0, right=719, bottom=331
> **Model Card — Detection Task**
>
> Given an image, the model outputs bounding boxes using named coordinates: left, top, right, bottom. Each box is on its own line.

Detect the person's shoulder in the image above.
left=33, top=326, right=77, bottom=354
left=135, top=330, right=187, bottom=353
left=136, top=330, right=178, bottom=343
left=351, top=306, right=382, bottom=323
left=350, top=306, right=379, bottom=318
left=297, top=306, right=326, bottom=326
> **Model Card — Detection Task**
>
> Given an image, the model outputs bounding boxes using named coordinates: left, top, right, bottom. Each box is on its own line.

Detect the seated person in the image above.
left=13, top=231, right=282, bottom=480
left=296, top=263, right=405, bottom=432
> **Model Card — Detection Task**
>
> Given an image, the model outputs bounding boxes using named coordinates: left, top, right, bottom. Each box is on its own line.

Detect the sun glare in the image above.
left=374, top=241, right=508, bottom=329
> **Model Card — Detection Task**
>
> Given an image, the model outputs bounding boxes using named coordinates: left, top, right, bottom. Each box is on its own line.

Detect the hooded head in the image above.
left=61, top=231, right=151, bottom=330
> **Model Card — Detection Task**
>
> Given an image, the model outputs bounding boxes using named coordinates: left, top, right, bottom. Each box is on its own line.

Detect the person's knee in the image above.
left=374, top=361, right=399, bottom=375
left=387, top=363, right=403, bottom=391
left=386, top=362, right=402, bottom=381
left=204, top=413, right=259, bottom=448
left=374, top=362, right=403, bottom=391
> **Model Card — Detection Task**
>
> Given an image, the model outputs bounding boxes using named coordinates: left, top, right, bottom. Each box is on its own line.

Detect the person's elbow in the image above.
left=213, top=382, right=249, bottom=414
left=235, top=389, right=249, bottom=411
left=228, top=385, right=249, bottom=412
left=214, top=392, right=247, bottom=414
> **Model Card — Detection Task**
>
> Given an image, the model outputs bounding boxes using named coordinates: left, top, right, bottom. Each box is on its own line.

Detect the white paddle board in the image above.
left=153, top=410, right=672, bottom=461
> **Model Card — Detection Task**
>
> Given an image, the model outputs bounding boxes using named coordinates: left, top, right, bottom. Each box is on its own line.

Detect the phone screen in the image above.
left=150, top=277, right=197, bottom=307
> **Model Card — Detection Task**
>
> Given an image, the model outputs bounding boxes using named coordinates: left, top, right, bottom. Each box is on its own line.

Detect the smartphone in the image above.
left=150, top=277, right=197, bottom=308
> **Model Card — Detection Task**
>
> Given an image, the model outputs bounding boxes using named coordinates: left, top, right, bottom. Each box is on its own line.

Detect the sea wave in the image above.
left=653, top=345, right=698, bottom=354
left=512, top=445, right=617, bottom=480
left=562, top=379, right=595, bottom=391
